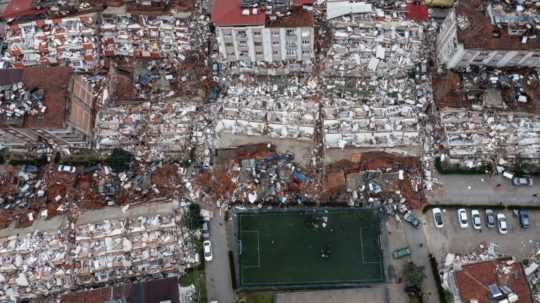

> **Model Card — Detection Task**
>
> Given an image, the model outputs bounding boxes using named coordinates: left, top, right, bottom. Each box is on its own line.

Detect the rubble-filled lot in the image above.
left=100, top=14, right=191, bottom=60
left=433, top=68, right=540, bottom=162
left=320, top=2, right=434, bottom=151
left=0, top=161, right=189, bottom=229
left=0, top=201, right=200, bottom=302
left=95, top=101, right=198, bottom=160
left=216, top=75, right=318, bottom=141
left=4, top=14, right=99, bottom=70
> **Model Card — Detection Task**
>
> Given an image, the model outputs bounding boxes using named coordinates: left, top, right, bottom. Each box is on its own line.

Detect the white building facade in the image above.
left=216, top=25, right=314, bottom=64
left=437, top=9, right=540, bottom=69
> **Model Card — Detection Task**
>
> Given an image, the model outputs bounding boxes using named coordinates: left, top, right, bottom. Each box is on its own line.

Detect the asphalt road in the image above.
left=428, top=174, right=540, bottom=205
left=423, top=208, right=540, bottom=261
left=403, top=212, right=441, bottom=303
left=205, top=211, right=235, bottom=303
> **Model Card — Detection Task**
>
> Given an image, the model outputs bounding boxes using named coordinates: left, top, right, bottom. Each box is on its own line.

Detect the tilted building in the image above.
left=437, top=0, right=540, bottom=69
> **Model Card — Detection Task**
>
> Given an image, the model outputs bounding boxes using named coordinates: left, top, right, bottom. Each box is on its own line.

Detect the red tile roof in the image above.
left=2, top=0, right=46, bottom=19
left=293, top=0, right=314, bottom=6
left=212, top=0, right=266, bottom=27
left=406, top=3, right=429, bottom=22
left=455, top=258, right=533, bottom=303
left=267, top=8, right=314, bottom=28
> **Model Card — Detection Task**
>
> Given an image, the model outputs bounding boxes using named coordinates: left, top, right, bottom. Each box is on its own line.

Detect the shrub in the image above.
left=105, top=148, right=134, bottom=172
left=435, top=157, right=493, bottom=175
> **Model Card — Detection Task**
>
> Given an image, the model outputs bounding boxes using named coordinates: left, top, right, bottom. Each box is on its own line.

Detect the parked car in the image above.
left=497, top=213, right=508, bottom=234
left=203, top=240, right=213, bottom=261
left=485, top=209, right=495, bottom=228
left=432, top=208, right=444, bottom=228
left=202, top=221, right=210, bottom=240
left=518, top=210, right=529, bottom=229
left=512, top=176, right=533, bottom=186
left=471, top=209, right=482, bottom=230
left=57, top=165, right=76, bottom=173
left=403, top=212, right=421, bottom=228
left=457, top=208, right=468, bottom=228
left=392, top=247, right=411, bottom=259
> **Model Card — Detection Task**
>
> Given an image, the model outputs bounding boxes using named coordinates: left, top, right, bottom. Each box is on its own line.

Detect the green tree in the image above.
left=184, top=203, right=203, bottom=230
left=403, top=262, right=426, bottom=289
left=105, top=148, right=134, bottom=172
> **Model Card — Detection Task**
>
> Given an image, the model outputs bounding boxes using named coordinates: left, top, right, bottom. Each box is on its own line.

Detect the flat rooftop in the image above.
left=456, top=0, right=540, bottom=51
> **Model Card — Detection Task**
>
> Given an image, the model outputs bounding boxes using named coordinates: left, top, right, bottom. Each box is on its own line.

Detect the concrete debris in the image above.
left=0, top=202, right=199, bottom=302
left=4, top=14, right=99, bottom=70
left=101, top=14, right=191, bottom=61
left=0, top=83, right=45, bottom=119
left=216, top=75, right=318, bottom=141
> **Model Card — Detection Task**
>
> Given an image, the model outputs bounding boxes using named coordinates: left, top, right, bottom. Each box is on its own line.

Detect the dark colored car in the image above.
left=403, top=212, right=421, bottom=228
left=519, top=210, right=529, bottom=229
left=485, top=209, right=495, bottom=228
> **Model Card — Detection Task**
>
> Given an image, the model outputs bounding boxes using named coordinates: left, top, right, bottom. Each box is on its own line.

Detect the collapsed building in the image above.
left=95, top=101, right=199, bottom=160
left=433, top=68, right=540, bottom=165
left=0, top=202, right=199, bottom=302
left=215, top=76, right=318, bottom=144
left=437, top=0, right=540, bottom=69
left=100, top=14, right=191, bottom=61
left=4, top=13, right=99, bottom=70
left=321, top=0, right=433, bottom=153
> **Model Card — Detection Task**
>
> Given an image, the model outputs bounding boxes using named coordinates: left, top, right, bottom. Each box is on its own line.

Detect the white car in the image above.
left=471, top=209, right=481, bottom=230
left=57, top=165, right=76, bottom=173
left=457, top=208, right=468, bottom=228
left=203, top=240, right=213, bottom=261
left=497, top=213, right=508, bottom=234
left=432, top=208, right=444, bottom=228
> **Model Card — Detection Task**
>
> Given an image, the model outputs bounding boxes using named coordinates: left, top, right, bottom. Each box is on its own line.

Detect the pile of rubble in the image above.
left=434, top=68, right=540, bottom=161
left=320, top=1, right=435, bottom=151
left=95, top=101, right=199, bottom=161
left=323, top=152, right=424, bottom=209
left=4, top=14, right=98, bottom=70
left=197, top=144, right=318, bottom=205
left=0, top=230, right=71, bottom=301
left=216, top=76, right=319, bottom=141
left=440, top=110, right=540, bottom=159
left=0, top=82, right=45, bottom=119
left=74, top=213, right=188, bottom=285
left=0, top=202, right=200, bottom=302
left=101, top=14, right=191, bottom=61
left=524, top=248, right=540, bottom=302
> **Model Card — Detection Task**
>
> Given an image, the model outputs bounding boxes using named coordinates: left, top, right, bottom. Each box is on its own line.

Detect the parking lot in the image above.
left=423, top=208, right=540, bottom=262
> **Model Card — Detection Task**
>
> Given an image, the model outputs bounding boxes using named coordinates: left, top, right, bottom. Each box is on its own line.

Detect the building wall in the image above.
left=437, top=9, right=540, bottom=69
left=216, top=26, right=314, bottom=64
left=68, top=75, right=96, bottom=137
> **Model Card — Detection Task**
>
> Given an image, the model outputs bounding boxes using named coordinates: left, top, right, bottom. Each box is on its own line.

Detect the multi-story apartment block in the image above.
left=212, top=0, right=315, bottom=65
left=437, top=0, right=540, bottom=69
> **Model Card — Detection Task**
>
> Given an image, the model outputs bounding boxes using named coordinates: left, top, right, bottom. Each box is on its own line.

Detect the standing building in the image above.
left=437, top=0, right=540, bottom=69
left=212, top=0, right=314, bottom=65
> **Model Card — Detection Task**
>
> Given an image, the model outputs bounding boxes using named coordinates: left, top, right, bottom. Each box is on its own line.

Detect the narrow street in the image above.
left=205, top=212, right=235, bottom=303
left=406, top=213, right=441, bottom=303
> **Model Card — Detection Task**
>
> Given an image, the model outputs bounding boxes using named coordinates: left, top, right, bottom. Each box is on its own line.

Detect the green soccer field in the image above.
left=234, top=208, right=385, bottom=289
